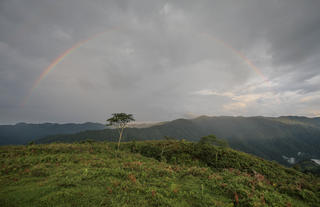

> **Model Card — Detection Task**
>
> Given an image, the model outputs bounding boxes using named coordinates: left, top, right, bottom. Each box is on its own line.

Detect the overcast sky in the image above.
left=1, top=0, right=320, bottom=124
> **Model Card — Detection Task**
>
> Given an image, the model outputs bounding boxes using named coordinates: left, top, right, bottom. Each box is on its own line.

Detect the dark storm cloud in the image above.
left=1, top=0, right=320, bottom=123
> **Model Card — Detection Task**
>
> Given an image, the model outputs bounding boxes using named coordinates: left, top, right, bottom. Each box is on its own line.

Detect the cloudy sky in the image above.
left=1, top=0, right=320, bottom=124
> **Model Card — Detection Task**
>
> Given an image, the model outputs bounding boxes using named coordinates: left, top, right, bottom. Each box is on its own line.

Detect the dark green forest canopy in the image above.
left=36, top=116, right=320, bottom=166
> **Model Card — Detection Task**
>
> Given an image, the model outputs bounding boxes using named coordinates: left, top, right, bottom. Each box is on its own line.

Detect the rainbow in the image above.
left=21, top=30, right=268, bottom=106
left=21, top=30, right=114, bottom=106
left=200, top=33, right=268, bottom=82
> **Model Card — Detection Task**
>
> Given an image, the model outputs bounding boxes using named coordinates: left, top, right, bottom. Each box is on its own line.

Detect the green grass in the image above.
left=0, top=141, right=319, bottom=207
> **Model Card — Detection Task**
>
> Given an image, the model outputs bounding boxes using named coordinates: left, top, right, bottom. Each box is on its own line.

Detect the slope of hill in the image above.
left=0, top=141, right=319, bottom=206
left=276, top=116, right=320, bottom=128
left=37, top=116, right=320, bottom=166
left=0, top=122, right=105, bottom=145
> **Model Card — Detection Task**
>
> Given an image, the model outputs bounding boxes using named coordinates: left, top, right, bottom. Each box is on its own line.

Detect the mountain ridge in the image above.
left=36, top=116, right=320, bottom=166
left=0, top=122, right=106, bottom=145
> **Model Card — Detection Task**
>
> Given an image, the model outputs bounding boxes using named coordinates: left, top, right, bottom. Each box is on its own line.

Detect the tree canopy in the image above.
left=199, top=134, right=228, bottom=147
left=106, top=113, right=135, bottom=149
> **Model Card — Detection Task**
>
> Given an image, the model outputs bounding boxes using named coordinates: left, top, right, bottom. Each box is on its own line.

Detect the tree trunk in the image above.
left=117, top=127, right=124, bottom=150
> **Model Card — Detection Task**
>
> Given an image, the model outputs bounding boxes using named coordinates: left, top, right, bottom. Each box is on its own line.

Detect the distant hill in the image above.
left=36, top=116, right=320, bottom=165
left=0, top=122, right=105, bottom=145
left=126, top=121, right=166, bottom=128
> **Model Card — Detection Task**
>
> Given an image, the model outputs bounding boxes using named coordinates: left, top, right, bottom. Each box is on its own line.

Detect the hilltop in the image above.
left=0, top=140, right=319, bottom=206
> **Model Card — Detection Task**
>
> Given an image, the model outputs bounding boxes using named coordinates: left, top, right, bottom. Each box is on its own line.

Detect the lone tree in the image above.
left=199, top=134, right=228, bottom=162
left=199, top=134, right=228, bottom=147
left=107, top=113, right=135, bottom=149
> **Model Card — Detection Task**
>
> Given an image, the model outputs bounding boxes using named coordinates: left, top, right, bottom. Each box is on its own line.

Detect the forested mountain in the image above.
left=0, top=122, right=105, bottom=145
left=36, top=116, right=320, bottom=165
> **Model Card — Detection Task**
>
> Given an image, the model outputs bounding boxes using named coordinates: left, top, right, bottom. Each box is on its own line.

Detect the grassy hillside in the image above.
left=1, top=141, right=319, bottom=206
left=37, top=116, right=320, bottom=165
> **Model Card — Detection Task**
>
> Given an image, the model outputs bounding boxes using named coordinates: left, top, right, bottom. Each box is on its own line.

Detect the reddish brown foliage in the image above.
left=112, top=181, right=120, bottom=187
left=234, top=192, right=239, bottom=204
left=107, top=187, right=112, bottom=194
left=128, top=174, right=136, bottom=183
left=254, top=172, right=265, bottom=182
left=123, top=161, right=143, bottom=170
left=260, top=195, right=266, bottom=205
left=152, top=190, right=156, bottom=197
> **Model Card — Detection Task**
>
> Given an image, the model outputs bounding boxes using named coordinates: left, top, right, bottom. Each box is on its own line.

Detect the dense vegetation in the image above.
left=293, top=160, right=320, bottom=175
left=37, top=116, right=320, bottom=165
left=1, top=140, right=319, bottom=206
left=0, top=122, right=105, bottom=145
